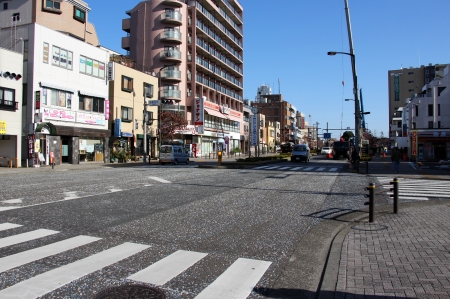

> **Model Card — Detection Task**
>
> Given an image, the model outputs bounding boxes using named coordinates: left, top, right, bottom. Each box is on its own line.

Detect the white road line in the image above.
left=1, top=198, right=23, bottom=204
left=0, top=207, right=21, bottom=212
left=109, top=189, right=123, bottom=192
left=303, top=167, right=314, bottom=171
left=149, top=177, right=172, bottom=184
left=388, top=192, right=450, bottom=198
left=290, top=167, right=302, bottom=171
left=128, top=250, right=207, bottom=286
left=194, top=258, right=271, bottom=299
left=265, top=166, right=280, bottom=170
left=329, top=168, right=338, bottom=172
left=0, top=229, right=59, bottom=249
left=0, top=235, right=101, bottom=273
left=399, top=196, right=429, bottom=201
left=278, top=167, right=291, bottom=170
left=252, top=166, right=269, bottom=170
left=315, top=167, right=326, bottom=171
left=0, top=242, right=149, bottom=299
left=0, top=223, right=22, bottom=232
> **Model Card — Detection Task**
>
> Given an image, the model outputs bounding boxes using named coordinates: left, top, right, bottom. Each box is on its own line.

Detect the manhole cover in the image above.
left=94, top=284, right=165, bottom=299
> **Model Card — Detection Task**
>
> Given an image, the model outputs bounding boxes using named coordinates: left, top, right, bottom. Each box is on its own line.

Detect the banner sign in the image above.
left=250, top=115, right=257, bottom=146
left=194, top=97, right=205, bottom=126
left=114, top=119, right=121, bottom=137
left=411, top=130, right=417, bottom=156
left=76, top=112, right=106, bottom=125
left=43, top=108, right=76, bottom=122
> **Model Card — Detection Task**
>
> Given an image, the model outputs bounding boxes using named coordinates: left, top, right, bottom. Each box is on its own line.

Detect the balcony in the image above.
left=161, top=0, right=183, bottom=7
left=159, top=49, right=182, bottom=63
left=122, top=18, right=130, bottom=33
left=160, top=89, right=181, bottom=101
left=160, top=69, right=182, bottom=82
left=161, top=11, right=182, bottom=26
left=121, top=36, right=130, bottom=51
left=159, top=30, right=182, bottom=44
left=0, top=99, right=18, bottom=111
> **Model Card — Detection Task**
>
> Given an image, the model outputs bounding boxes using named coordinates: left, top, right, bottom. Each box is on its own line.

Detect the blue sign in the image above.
left=114, top=119, right=121, bottom=137
left=323, top=133, right=331, bottom=139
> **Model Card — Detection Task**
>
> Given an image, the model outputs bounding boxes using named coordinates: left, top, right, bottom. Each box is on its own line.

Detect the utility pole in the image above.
left=143, top=99, right=148, bottom=164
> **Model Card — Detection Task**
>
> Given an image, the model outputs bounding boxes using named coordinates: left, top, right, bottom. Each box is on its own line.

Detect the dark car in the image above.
left=332, top=141, right=350, bottom=160
left=291, top=144, right=310, bottom=162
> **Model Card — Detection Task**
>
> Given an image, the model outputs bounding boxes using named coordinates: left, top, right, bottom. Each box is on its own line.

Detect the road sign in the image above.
left=147, top=100, right=161, bottom=106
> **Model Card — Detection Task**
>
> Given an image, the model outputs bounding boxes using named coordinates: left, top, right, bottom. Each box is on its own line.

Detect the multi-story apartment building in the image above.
left=392, top=65, right=450, bottom=161
left=121, top=0, right=244, bottom=157
left=0, top=48, right=23, bottom=167
left=387, top=63, right=448, bottom=146
left=0, top=0, right=111, bottom=165
left=252, top=94, right=297, bottom=144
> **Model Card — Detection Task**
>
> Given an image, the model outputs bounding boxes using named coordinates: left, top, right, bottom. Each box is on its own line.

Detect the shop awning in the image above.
left=35, top=122, right=57, bottom=135
left=121, top=132, right=133, bottom=137
left=205, top=108, right=226, bottom=119
left=39, top=82, right=75, bottom=93
left=78, top=90, right=107, bottom=99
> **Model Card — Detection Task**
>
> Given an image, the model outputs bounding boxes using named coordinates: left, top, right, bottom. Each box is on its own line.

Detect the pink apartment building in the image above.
left=121, top=0, right=244, bottom=157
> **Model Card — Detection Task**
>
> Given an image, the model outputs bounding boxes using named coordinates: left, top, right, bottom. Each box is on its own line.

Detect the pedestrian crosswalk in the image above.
left=252, top=165, right=340, bottom=172
left=0, top=223, right=272, bottom=299
left=377, top=177, right=450, bottom=201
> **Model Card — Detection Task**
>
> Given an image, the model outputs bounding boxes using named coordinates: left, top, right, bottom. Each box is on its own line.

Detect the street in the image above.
left=0, top=157, right=447, bottom=298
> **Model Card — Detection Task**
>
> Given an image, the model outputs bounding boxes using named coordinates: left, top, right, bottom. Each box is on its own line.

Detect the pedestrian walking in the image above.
left=391, top=146, right=401, bottom=172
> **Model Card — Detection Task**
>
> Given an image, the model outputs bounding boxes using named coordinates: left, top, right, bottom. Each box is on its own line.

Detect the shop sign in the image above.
left=250, top=115, right=257, bottom=146
left=194, top=97, right=205, bottom=125
left=35, top=91, right=41, bottom=110
left=220, top=105, right=230, bottom=115
left=77, top=112, right=106, bottom=125
left=105, top=100, right=110, bottom=120
left=43, top=108, right=76, bottom=122
left=114, top=119, right=121, bottom=137
left=107, top=62, right=114, bottom=81
left=0, top=121, right=6, bottom=134
left=411, top=130, right=417, bottom=156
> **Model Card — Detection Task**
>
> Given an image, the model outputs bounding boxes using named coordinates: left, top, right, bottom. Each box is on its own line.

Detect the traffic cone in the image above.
left=327, top=153, right=333, bottom=159
left=383, top=152, right=386, bottom=157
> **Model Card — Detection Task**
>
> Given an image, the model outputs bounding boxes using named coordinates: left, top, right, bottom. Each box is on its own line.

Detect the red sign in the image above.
left=411, top=131, right=417, bottom=156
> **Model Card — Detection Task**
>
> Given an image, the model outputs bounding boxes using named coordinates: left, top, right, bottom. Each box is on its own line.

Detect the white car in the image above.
left=321, top=147, right=332, bottom=155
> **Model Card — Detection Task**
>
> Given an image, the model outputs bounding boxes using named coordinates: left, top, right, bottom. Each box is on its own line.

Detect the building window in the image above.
left=43, top=89, right=72, bottom=108
left=74, top=7, right=86, bottom=22
left=3, top=2, right=8, bottom=9
left=415, top=106, right=419, bottom=117
left=52, top=45, right=73, bottom=70
left=428, top=104, right=433, bottom=116
left=122, top=76, right=133, bottom=92
left=44, top=0, right=61, bottom=10
left=144, top=111, right=153, bottom=125
left=121, top=106, right=133, bottom=122
left=408, top=80, right=414, bottom=83
left=428, top=121, right=433, bottom=129
left=0, top=87, right=16, bottom=110
left=438, top=104, right=440, bottom=116
left=438, top=121, right=441, bottom=128
left=144, top=83, right=153, bottom=98
left=22, top=84, right=27, bottom=106
left=80, top=55, right=105, bottom=79
left=408, top=71, right=414, bottom=75
left=79, top=96, right=104, bottom=113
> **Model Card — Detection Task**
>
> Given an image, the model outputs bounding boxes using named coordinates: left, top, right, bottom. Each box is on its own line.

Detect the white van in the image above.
left=159, top=145, right=190, bottom=165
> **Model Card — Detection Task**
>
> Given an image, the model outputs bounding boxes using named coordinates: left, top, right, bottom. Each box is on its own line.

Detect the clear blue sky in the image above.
left=88, top=0, right=450, bottom=139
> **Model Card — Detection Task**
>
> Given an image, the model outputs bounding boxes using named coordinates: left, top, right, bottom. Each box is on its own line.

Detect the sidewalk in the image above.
left=319, top=201, right=450, bottom=299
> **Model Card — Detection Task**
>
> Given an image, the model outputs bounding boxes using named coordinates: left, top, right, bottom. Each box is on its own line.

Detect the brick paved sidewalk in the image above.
left=334, top=204, right=450, bottom=299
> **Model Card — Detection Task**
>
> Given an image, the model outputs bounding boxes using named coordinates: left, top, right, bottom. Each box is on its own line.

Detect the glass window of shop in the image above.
left=79, top=138, right=104, bottom=162
left=204, top=115, right=240, bottom=133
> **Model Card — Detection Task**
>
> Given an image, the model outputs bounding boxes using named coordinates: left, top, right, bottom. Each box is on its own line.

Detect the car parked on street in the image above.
left=321, top=147, right=332, bottom=155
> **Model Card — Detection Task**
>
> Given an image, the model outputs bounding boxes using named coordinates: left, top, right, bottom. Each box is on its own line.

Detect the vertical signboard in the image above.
left=107, top=62, right=114, bottom=81
left=411, top=130, right=417, bottom=156
left=394, top=73, right=400, bottom=101
left=105, top=100, right=110, bottom=120
left=35, top=91, right=41, bottom=110
left=0, top=121, right=6, bottom=134
left=194, top=97, right=205, bottom=126
left=250, top=115, right=257, bottom=146
left=114, top=118, right=121, bottom=137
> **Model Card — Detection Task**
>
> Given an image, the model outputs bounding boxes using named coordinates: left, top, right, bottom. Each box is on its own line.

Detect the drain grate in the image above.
left=94, top=284, right=165, bottom=299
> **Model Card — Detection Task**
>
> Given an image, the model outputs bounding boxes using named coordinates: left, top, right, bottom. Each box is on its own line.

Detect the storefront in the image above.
left=411, top=130, right=450, bottom=161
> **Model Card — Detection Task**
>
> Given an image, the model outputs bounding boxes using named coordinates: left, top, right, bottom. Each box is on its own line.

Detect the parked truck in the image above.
left=332, top=141, right=351, bottom=160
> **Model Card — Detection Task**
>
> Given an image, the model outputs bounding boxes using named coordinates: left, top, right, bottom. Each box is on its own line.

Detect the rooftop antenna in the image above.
left=278, top=78, right=281, bottom=94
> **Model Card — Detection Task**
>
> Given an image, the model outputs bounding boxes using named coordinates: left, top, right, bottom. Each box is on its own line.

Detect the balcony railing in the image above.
left=221, top=0, right=243, bottom=23
left=161, top=11, right=182, bottom=24
left=0, top=99, right=18, bottom=111
left=159, top=49, right=182, bottom=61
left=160, top=69, right=182, bottom=81
left=159, top=30, right=182, bottom=42
left=160, top=89, right=181, bottom=100
left=196, top=74, right=242, bottom=101
left=196, top=55, right=242, bottom=88
left=196, top=37, right=243, bottom=75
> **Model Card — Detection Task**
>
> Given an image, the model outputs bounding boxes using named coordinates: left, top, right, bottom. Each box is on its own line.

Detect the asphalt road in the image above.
left=0, top=156, right=424, bottom=299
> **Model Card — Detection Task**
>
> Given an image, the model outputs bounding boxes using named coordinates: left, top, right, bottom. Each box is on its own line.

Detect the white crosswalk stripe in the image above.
left=0, top=224, right=272, bottom=299
left=251, top=166, right=340, bottom=172
left=376, top=177, right=450, bottom=201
